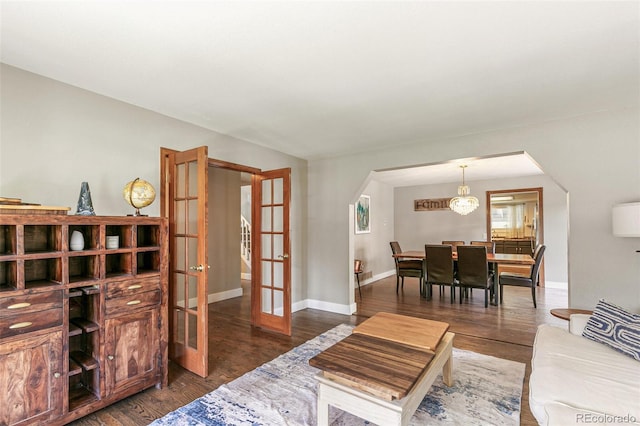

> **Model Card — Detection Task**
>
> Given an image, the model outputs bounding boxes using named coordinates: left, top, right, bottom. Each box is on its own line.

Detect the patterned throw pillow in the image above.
left=582, top=300, right=640, bottom=361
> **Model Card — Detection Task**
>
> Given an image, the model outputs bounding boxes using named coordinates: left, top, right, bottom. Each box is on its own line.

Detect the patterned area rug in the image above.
left=151, top=324, right=525, bottom=425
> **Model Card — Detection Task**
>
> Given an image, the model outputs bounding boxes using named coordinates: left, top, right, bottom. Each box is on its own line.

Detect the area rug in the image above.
left=150, top=324, right=525, bottom=425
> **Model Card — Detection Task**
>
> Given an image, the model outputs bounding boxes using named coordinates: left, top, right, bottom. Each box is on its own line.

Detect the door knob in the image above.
left=189, top=265, right=210, bottom=272
left=278, top=254, right=289, bottom=259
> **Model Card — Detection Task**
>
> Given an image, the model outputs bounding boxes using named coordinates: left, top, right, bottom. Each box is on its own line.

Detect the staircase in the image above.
left=241, top=215, right=251, bottom=278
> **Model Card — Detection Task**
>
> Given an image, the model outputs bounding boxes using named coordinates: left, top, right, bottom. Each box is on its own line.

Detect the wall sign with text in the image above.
left=414, top=198, right=452, bottom=211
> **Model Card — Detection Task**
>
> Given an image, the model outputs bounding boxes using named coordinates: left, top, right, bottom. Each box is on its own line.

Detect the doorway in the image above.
left=161, top=147, right=292, bottom=377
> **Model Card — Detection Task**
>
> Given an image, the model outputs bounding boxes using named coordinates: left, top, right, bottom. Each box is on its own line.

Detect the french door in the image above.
left=161, top=146, right=292, bottom=377
left=161, top=146, right=208, bottom=377
left=251, top=168, right=291, bottom=335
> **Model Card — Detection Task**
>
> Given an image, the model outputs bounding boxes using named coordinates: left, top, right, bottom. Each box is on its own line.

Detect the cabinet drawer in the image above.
left=105, top=289, right=161, bottom=317
left=106, top=277, right=160, bottom=299
left=0, top=307, right=63, bottom=338
left=0, top=290, right=63, bottom=317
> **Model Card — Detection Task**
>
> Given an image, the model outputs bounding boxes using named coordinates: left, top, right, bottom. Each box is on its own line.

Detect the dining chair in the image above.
left=456, top=245, right=495, bottom=308
left=389, top=241, right=425, bottom=295
left=354, top=259, right=364, bottom=299
left=441, top=240, right=465, bottom=252
left=499, top=245, right=546, bottom=308
left=470, top=240, right=495, bottom=253
left=424, top=244, right=457, bottom=302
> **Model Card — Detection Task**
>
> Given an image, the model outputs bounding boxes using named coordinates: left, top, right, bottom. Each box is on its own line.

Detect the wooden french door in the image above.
left=251, top=168, right=291, bottom=335
left=161, top=146, right=209, bottom=377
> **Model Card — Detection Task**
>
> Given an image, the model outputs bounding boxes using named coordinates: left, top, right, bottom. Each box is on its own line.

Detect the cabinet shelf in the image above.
left=69, top=323, right=82, bottom=337
left=24, top=225, right=61, bottom=253
left=0, top=225, right=17, bottom=255
left=70, top=318, right=99, bottom=334
left=69, top=359, right=82, bottom=376
left=68, top=384, right=99, bottom=411
left=69, top=350, right=99, bottom=371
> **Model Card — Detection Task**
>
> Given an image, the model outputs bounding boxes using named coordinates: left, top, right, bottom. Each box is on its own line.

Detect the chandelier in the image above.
left=450, top=165, right=479, bottom=215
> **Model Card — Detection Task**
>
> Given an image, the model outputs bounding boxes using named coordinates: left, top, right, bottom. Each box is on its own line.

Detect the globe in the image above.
left=123, top=178, right=156, bottom=216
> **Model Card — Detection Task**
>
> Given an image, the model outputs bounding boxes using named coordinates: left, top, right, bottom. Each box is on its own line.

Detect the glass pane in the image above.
left=175, top=309, right=185, bottom=344
left=262, top=207, right=272, bottom=232
left=261, top=288, right=272, bottom=314
left=262, top=234, right=272, bottom=259
left=187, top=313, right=198, bottom=349
left=175, top=273, right=186, bottom=308
left=188, top=237, right=198, bottom=271
left=176, top=163, right=185, bottom=198
left=273, top=178, right=283, bottom=204
left=262, top=179, right=271, bottom=204
left=273, top=289, right=284, bottom=317
left=175, top=200, right=186, bottom=234
left=188, top=161, right=198, bottom=197
left=273, top=206, right=283, bottom=232
left=274, top=262, right=283, bottom=289
left=188, top=199, right=198, bottom=234
left=273, top=234, right=283, bottom=258
left=261, top=261, right=271, bottom=286
left=188, top=275, right=198, bottom=309
left=175, top=237, right=186, bottom=271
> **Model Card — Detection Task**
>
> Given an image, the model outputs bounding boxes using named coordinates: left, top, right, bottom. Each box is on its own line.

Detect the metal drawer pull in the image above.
left=108, top=355, right=114, bottom=360
left=54, top=372, right=61, bottom=378
left=127, top=284, right=142, bottom=290
left=7, top=302, right=31, bottom=310
left=126, top=300, right=141, bottom=305
left=9, top=321, right=33, bottom=329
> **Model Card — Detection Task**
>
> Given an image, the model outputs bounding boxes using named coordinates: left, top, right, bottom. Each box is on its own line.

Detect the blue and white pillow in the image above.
left=582, top=300, right=640, bottom=362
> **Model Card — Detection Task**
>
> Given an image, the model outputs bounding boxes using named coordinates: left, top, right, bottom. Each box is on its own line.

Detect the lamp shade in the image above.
left=612, top=202, right=640, bottom=237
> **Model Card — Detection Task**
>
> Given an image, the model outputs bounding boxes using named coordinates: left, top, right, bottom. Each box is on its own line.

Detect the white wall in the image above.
left=394, top=174, right=568, bottom=285
left=0, top=64, right=308, bottom=306
left=353, top=179, right=395, bottom=282
left=308, top=108, right=640, bottom=312
left=208, top=167, right=241, bottom=298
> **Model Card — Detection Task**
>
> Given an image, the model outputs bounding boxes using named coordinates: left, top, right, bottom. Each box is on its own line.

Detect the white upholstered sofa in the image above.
left=529, top=314, right=640, bottom=426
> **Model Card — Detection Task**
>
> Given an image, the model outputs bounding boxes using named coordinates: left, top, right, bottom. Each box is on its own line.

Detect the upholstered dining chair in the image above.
left=425, top=244, right=457, bottom=302
left=389, top=241, right=425, bottom=295
left=499, top=245, right=546, bottom=308
left=354, top=259, right=364, bottom=299
left=441, top=240, right=465, bottom=252
left=470, top=240, right=495, bottom=253
left=456, top=245, right=495, bottom=308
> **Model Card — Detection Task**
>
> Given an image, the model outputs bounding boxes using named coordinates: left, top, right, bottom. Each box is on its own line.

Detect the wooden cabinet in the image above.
left=0, top=330, right=64, bottom=425
left=0, top=215, right=168, bottom=425
left=104, top=309, right=159, bottom=395
left=493, top=238, right=534, bottom=255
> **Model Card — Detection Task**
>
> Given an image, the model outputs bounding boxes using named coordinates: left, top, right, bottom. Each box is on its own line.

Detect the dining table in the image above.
left=393, top=250, right=534, bottom=305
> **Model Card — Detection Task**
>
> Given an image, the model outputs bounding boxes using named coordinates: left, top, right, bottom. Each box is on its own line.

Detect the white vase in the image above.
left=70, top=230, right=85, bottom=251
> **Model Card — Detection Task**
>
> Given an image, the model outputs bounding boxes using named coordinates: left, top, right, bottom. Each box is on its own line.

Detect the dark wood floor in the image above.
left=72, top=276, right=568, bottom=425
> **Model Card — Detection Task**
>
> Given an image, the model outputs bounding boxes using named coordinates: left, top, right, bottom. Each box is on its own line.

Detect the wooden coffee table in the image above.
left=310, top=313, right=454, bottom=425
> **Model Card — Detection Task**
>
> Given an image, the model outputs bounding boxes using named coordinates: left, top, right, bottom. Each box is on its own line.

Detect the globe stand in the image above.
left=127, top=208, right=148, bottom=217
left=123, top=177, right=156, bottom=217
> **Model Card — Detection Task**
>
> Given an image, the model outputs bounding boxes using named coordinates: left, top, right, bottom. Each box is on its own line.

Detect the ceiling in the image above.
left=372, top=152, right=543, bottom=187
left=1, top=1, right=638, bottom=166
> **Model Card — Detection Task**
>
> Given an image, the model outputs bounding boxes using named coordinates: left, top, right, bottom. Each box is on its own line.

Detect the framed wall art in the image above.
left=355, top=194, right=371, bottom=234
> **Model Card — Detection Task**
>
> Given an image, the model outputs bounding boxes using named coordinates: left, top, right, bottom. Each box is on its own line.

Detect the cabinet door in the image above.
left=104, top=309, right=158, bottom=395
left=0, top=330, right=63, bottom=426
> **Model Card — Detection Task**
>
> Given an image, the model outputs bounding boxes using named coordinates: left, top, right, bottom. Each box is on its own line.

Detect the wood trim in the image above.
left=486, top=187, right=545, bottom=285
left=208, top=158, right=261, bottom=174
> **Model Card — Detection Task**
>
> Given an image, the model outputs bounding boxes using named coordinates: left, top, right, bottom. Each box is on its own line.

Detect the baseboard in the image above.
left=544, top=280, right=568, bottom=289
left=360, top=269, right=395, bottom=286
left=207, top=287, right=243, bottom=304
left=293, top=299, right=352, bottom=315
